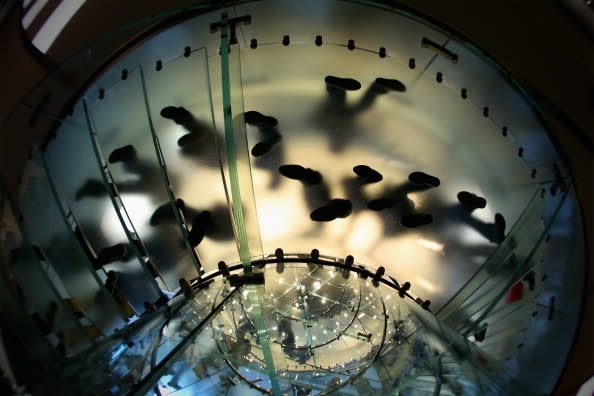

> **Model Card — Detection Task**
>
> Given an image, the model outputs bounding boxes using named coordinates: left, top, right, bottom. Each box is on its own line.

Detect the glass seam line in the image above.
left=82, top=99, right=167, bottom=295
left=436, top=188, right=541, bottom=318
left=139, top=67, right=203, bottom=276
left=36, top=146, right=117, bottom=337
left=220, top=16, right=252, bottom=271
left=464, top=189, right=569, bottom=337
left=246, top=284, right=282, bottom=395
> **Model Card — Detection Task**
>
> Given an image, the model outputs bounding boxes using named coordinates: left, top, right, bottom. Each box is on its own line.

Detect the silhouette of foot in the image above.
left=310, top=199, right=352, bottom=222
left=408, top=171, right=440, bottom=188
left=375, top=77, right=406, bottom=92
left=160, top=106, right=192, bottom=124
left=368, top=198, right=396, bottom=211
left=400, top=213, right=433, bottom=228
left=251, top=133, right=281, bottom=157
left=244, top=111, right=278, bottom=128
left=108, top=145, right=136, bottom=164
left=353, top=165, right=383, bottom=183
left=494, top=213, right=506, bottom=243
left=325, top=76, right=361, bottom=91
left=279, top=165, right=322, bottom=185
left=457, top=191, right=487, bottom=210
left=150, top=199, right=184, bottom=226
left=75, top=180, right=106, bottom=200
left=95, top=244, right=128, bottom=265
left=188, top=211, right=211, bottom=247
left=177, top=132, right=208, bottom=148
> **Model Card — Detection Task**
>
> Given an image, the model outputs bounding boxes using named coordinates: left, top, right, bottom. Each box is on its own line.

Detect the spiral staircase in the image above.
left=0, top=1, right=591, bottom=395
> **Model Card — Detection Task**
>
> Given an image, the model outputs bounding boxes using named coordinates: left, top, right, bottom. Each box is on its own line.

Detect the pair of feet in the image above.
left=161, top=106, right=210, bottom=148
left=457, top=191, right=506, bottom=243
left=278, top=164, right=352, bottom=221
left=164, top=107, right=282, bottom=153
left=150, top=199, right=211, bottom=247
left=280, top=164, right=386, bottom=185
left=309, top=199, right=433, bottom=227
left=325, top=76, right=406, bottom=93
left=368, top=171, right=441, bottom=211
left=245, top=110, right=282, bottom=157
left=367, top=171, right=439, bottom=228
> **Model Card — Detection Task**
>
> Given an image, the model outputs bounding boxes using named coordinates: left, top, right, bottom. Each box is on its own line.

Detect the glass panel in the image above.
left=0, top=187, right=93, bottom=356
left=423, top=39, right=565, bottom=176
left=43, top=101, right=163, bottom=313
left=238, top=42, right=537, bottom=311
left=437, top=190, right=545, bottom=329
left=132, top=282, right=239, bottom=395
left=33, top=278, right=231, bottom=395
left=86, top=67, right=200, bottom=290
left=507, top=189, right=583, bottom=395
left=143, top=47, right=238, bottom=273
left=218, top=28, right=264, bottom=267
left=143, top=72, right=203, bottom=279
left=18, top=154, right=127, bottom=335
left=151, top=322, right=243, bottom=396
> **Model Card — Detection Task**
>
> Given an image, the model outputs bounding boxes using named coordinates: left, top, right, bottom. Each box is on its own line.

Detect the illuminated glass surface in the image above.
left=0, top=1, right=584, bottom=395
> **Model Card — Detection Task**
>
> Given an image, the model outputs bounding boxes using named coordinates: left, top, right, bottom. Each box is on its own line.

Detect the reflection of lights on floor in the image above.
left=345, top=212, right=382, bottom=252
left=255, top=187, right=307, bottom=241
left=417, top=238, right=445, bottom=253
left=407, top=193, right=421, bottom=208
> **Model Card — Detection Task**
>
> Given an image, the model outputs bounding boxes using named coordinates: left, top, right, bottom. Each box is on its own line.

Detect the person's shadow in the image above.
left=245, top=110, right=285, bottom=190
left=311, top=76, right=407, bottom=154
left=367, top=171, right=439, bottom=233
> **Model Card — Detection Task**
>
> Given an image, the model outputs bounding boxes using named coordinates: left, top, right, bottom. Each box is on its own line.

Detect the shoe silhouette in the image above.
left=457, top=191, right=487, bottom=210
left=324, top=76, right=361, bottom=91
left=160, top=106, right=192, bottom=124
left=108, top=145, right=136, bottom=164
left=353, top=165, right=383, bottom=183
left=310, top=199, right=352, bottom=222
left=177, top=132, right=208, bottom=148
left=400, top=213, right=433, bottom=228
left=375, top=77, right=407, bottom=92
left=494, top=213, right=506, bottom=243
left=244, top=111, right=278, bottom=128
left=150, top=199, right=184, bottom=226
left=251, top=133, right=281, bottom=157
left=408, top=171, right=440, bottom=188
left=95, top=244, right=128, bottom=266
left=279, top=165, right=322, bottom=185
left=188, top=211, right=211, bottom=247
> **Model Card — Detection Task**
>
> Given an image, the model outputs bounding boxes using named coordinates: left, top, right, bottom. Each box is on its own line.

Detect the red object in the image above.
left=506, top=282, right=524, bottom=303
